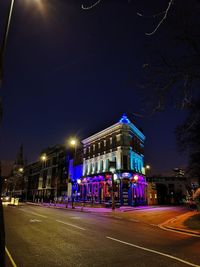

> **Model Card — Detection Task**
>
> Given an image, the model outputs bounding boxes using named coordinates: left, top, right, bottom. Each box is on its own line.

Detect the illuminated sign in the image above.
left=122, top=172, right=131, bottom=178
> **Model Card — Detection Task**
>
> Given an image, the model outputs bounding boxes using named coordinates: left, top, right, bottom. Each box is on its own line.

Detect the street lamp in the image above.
left=145, top=165, right=151, bottom=178
left=40, top=154, right=47, bottom=162
left=18, top=167, right=24, bottom=173
left=69, top=138, right=77, bottom=158
left=146, top=165, right=150, bottom=170
left=109, top=161, right=116, bottom=210
left=66, top=137, right=78, bottom=209
left=40, top=154, right=47, bottom=203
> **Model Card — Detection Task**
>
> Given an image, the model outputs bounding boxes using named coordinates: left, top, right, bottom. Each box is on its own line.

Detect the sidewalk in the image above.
left=160, top=210, right=200, bottom=236
left=26, top=202, right=160, bottom=213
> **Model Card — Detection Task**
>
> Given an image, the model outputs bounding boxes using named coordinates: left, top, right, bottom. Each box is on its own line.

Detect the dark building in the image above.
left=3, top=145, right=25, bottom=198
left=147, top=176, right=188, bottom=205
left=25, top=144, right=72, bottom=203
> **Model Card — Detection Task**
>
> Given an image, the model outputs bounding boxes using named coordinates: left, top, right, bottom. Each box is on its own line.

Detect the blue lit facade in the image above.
left=76, top=114, right=147, bottom=206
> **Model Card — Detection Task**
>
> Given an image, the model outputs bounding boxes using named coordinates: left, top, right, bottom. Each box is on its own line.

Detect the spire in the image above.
left=119, top=113, right=131, bottom=124
left=16, top=144, right=24, bottom=165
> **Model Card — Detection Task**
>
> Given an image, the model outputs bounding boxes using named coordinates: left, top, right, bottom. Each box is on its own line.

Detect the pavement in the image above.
left=26, top=201, right=159, bottom=212
left=4, top=203, right=200, bottom=267
left=26, top=201, right=200, bottom=236
left=159, top=210, right=200, bottom=236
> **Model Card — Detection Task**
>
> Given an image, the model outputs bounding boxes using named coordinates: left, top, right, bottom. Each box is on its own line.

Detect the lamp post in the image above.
left=109, top=161, right=116, bottom=210
left=40, top=154, right=47, bottom=203
left=18, top=167, right=26, bottom=201
left=67, top=138, right=77, bottom=209
left=146, top=165, right=150, bottom=172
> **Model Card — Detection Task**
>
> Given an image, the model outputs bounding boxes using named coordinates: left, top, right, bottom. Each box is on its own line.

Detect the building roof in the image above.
left=82, top=114, right=145, bottom=144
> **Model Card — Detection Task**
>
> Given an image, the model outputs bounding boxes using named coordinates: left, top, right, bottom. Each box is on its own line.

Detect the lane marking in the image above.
left=114, top=216, right=122, bottom=219
left=129, top=219, right=139, bottom=223
left=5, top=246, right=17, bottom=267
left=70, top=217, right=81, bottom=220
left=30, top=219, right=42, bottom=223
left=56, top=220, right=86, bottom=231
left=106, top=236, right=200, bottom=267
left=19, top=209, right=47, bottom=218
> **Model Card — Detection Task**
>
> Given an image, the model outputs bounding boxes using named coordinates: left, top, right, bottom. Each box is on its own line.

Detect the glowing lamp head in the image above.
left=77, top=179, right=81, bottom=184
left=19, top=168, right=24, bottom=173
left=146, top=165, right=150, bottom=170
left=41, top=154, right=47, bottom=161
left=133, top=175, right=139, bottom=181
left=70, top=139, right=76, bottom=146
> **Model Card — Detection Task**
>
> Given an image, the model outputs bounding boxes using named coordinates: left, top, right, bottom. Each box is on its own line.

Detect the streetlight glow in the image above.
left=18, top=167, right=24, bottom=173
left=77, top=179, right=81, bottom=184
left=40, top=154, right=47, bottom=161
left=146, top=165, right=150, bottom=170
left=70, top=139, right=77, bottom=146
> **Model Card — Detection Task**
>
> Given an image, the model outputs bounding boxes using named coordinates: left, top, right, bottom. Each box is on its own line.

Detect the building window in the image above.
left=106, top=159, right=109, bottom=171
left=100, top=160, right=103, bottom=172
left=123, top=155, right=128, bottom=170
left=112, top=135, right=117, bottom=147
left=104, top=140, right=106, bottom=147
left=85, top=164, right=88, bottom=175
left=88, top=163, right=91, bottom=174
left=95, top=162, right=98, bottom=173
left=110, top=137, right=112, bottom=145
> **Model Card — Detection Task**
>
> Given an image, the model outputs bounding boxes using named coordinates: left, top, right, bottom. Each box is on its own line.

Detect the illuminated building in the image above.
left=78, top=114, right=147, bottom=206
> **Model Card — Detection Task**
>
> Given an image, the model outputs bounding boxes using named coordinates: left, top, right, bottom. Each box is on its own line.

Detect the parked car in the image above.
left=1, top=195, right=11, bottom=203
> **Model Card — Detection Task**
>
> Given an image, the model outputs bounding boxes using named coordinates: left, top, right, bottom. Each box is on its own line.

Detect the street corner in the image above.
left=159, top=211, right=200, bottom=236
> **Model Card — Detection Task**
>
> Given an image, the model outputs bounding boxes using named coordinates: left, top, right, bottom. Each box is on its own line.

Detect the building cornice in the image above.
left=82, top=122, right=122, bottom=145
left=82, top=122, right=145, bottom=145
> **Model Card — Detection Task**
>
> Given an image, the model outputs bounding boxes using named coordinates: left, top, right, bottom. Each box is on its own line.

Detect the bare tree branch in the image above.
left=81, top=0, right=101, bottom=10
left=145, top=0, right=174, bottom=36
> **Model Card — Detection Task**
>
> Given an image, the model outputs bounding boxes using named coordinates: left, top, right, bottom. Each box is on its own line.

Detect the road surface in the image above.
left=3, top=204, right=200, bottom=267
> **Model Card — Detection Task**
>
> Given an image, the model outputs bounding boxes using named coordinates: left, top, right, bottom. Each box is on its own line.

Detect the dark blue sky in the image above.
left=0, top=0, right=187, bottom=175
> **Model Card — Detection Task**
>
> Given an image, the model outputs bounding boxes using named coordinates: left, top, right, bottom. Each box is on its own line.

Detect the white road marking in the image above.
left=106, top=236, right=200, bottom=267
left=70, top=216, right=81, bottom=220
left=56, top=220, right=86, bottom=231
left=129, top=219, right=139, bottom=223
left=30, top=219, right=42, bottom=223
left=19, top=209, right=48, bottom=218
left=114, top=216, right=122, bottom=219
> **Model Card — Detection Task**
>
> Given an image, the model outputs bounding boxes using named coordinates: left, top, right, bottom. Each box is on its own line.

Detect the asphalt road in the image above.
left=3, top=204, right=200, bottom=267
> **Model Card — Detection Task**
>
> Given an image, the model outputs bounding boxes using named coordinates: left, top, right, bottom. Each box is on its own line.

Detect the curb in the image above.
left=159, top=213, right=200, bottom=237
left=161, top=225, right=200, bottom=236
left=26, top=202, right=109, bottom=214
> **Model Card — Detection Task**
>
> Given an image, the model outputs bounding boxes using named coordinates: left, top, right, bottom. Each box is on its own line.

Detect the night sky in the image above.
left=0, top=0, right=187, bottom=175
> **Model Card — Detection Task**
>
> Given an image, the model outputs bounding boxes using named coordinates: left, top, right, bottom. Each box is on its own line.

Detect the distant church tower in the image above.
left=15, top=144, right=24, bottom=166
left=13, top=144, right=24, bottom=175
